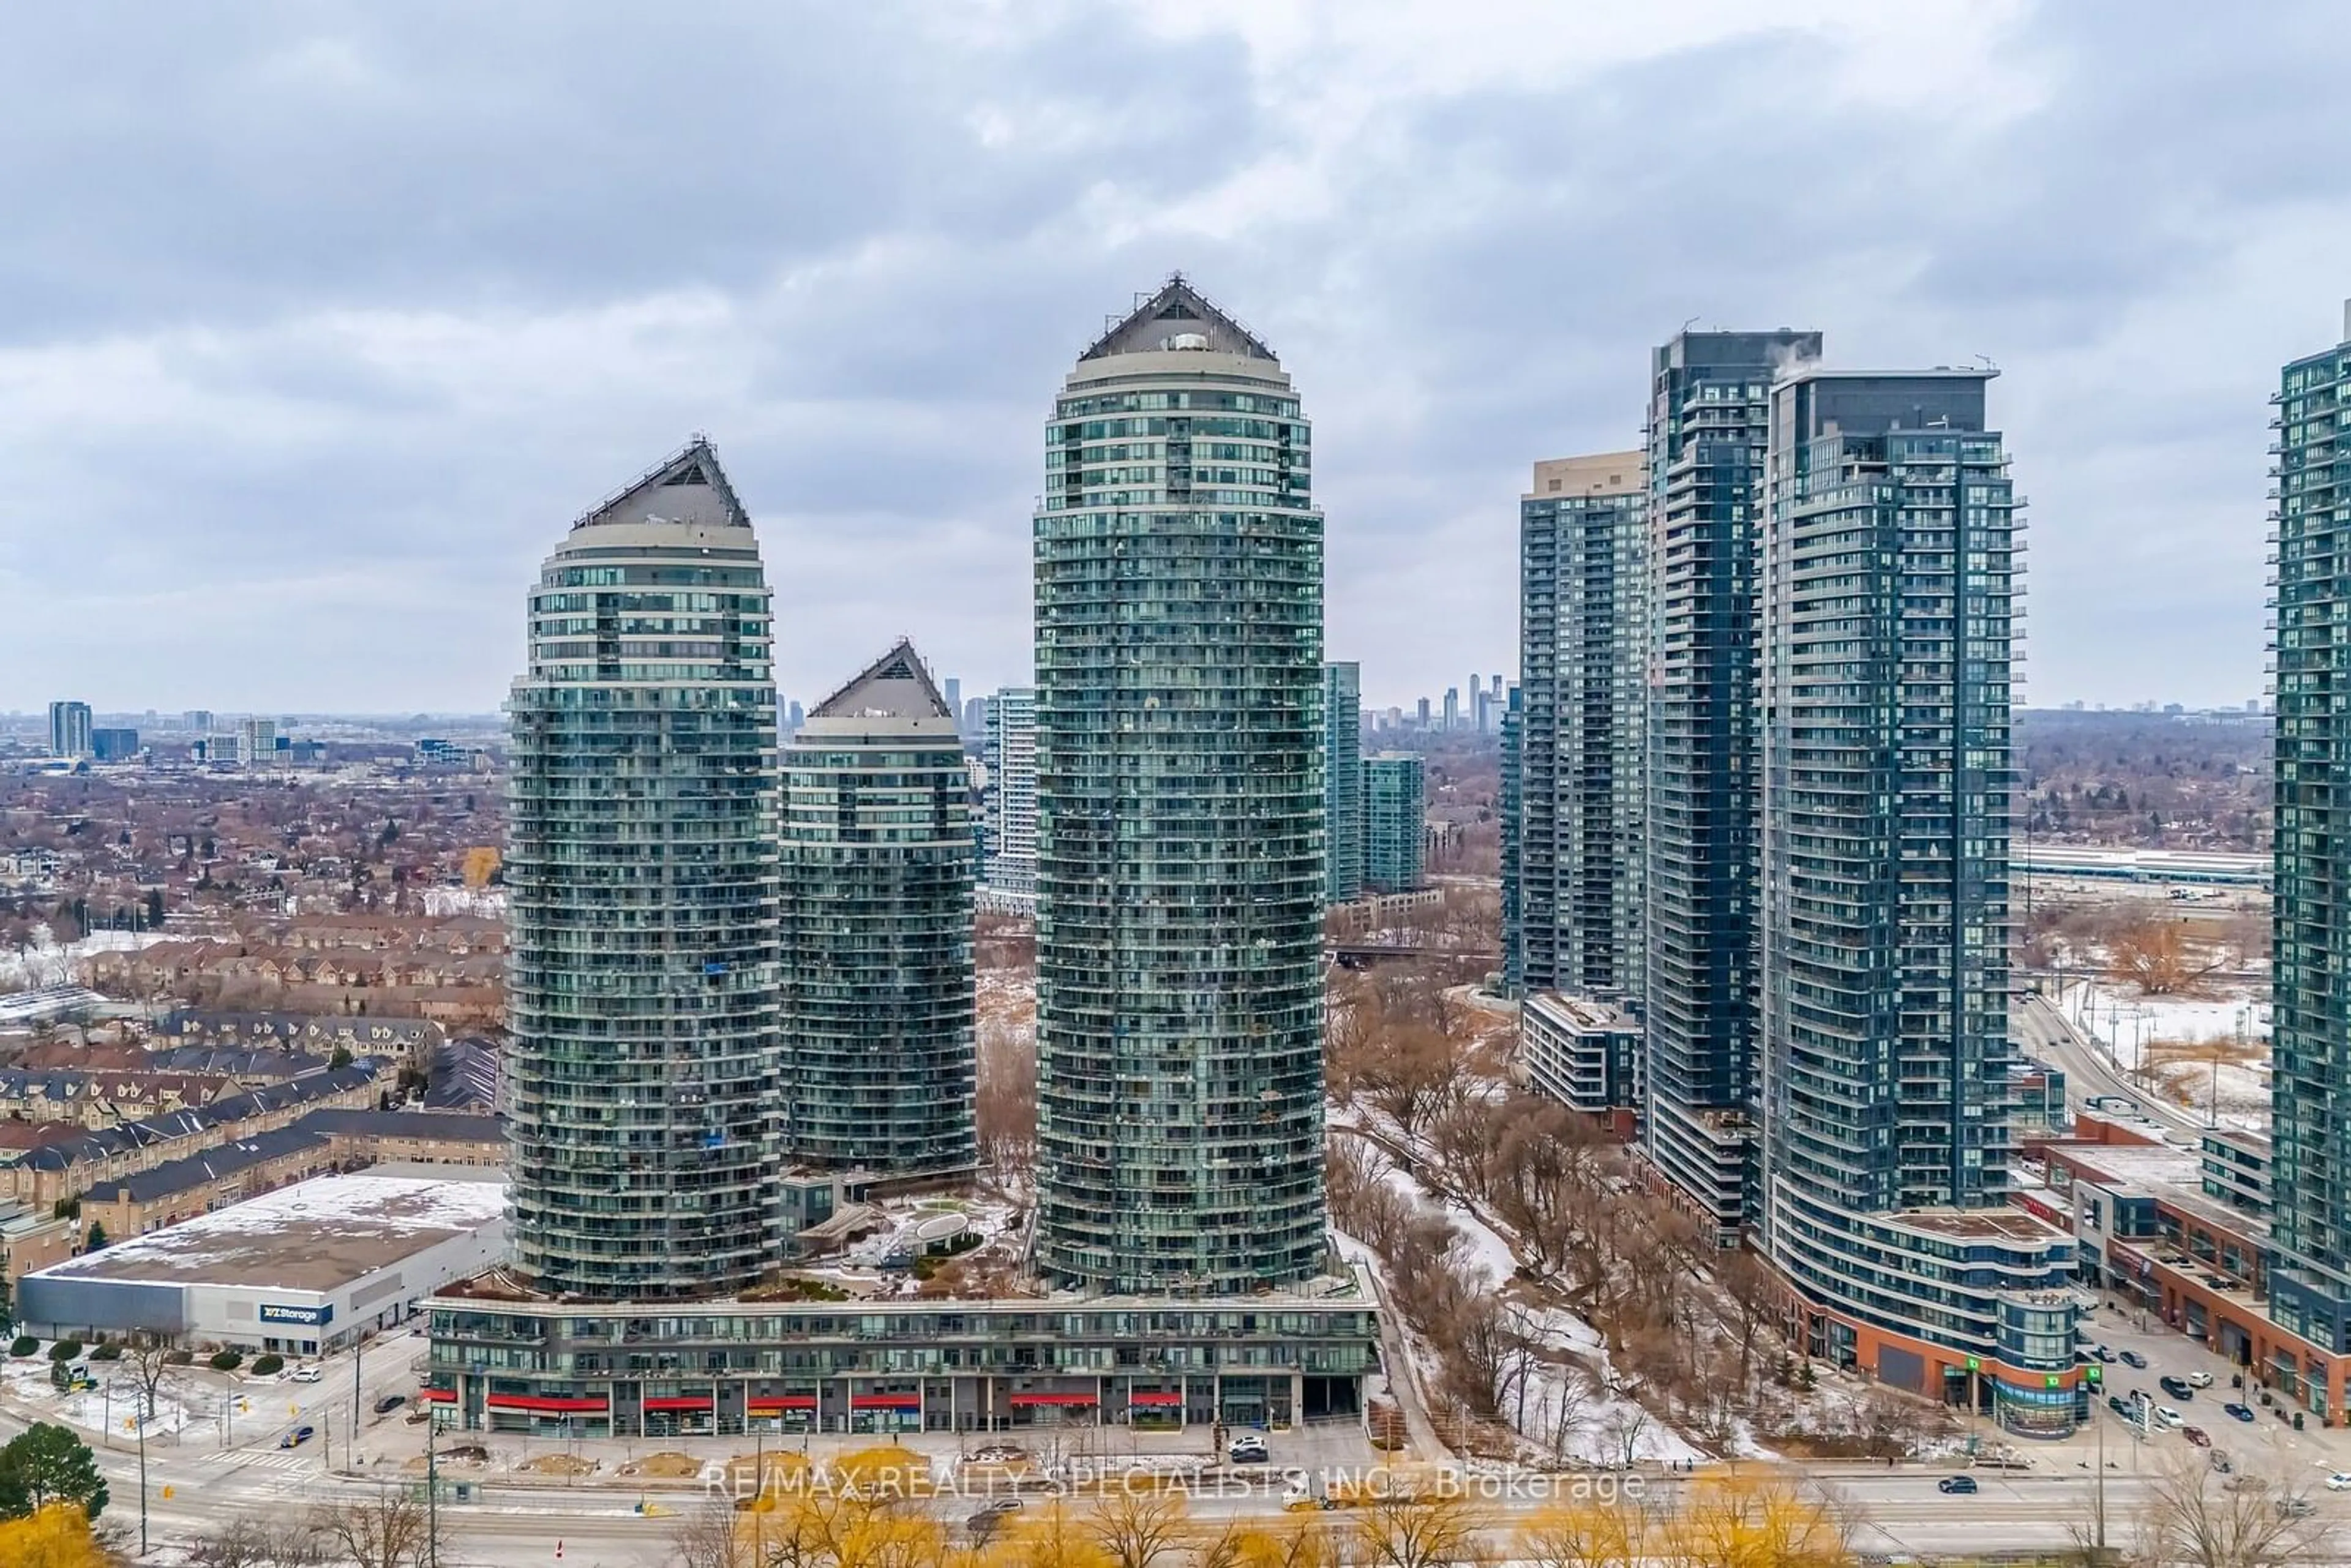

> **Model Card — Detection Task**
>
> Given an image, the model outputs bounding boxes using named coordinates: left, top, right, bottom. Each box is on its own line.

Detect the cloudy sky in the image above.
left=2, top=0, right=2341, bottom=715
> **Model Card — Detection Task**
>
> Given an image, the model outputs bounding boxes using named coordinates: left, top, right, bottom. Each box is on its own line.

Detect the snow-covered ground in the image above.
left=421, top=887, right=506, bottom=917
left=2066, top=978, right=2266, bottom=1070
left=0, top=1349, right=208, bottom=1441
left=1352, top=1138, right=1700, bottom=1466
left=0, top=926, right=169, bottom=991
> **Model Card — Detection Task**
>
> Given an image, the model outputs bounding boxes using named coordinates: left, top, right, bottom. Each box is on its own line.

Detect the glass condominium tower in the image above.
left=1755, top=370, right=2076, bottom=1428
left=776, top=639, right=977, bottom=1184
left=1323, top=661, right=1363, bottom=903
left=1640, top=329, right=1819, bottom=1237
left=1032, top=276, right=1325, bottom=1294
left=2270, top=306, right=2351, bottom=1356
left=506, top=438, right=781, bottom=1299
left=1516, top=452, right=1646, bottom=1002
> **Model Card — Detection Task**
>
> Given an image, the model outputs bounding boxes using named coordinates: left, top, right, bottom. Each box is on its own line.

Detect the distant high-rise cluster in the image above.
left=47, top=700, right=91, bottom=759
left=1504, top=332, right=2080, bottom=1435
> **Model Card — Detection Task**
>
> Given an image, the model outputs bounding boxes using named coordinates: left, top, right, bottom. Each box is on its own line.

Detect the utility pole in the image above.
left=2093, top=1393, right=2107, bottom=1556
left=137, top=1370, right=149, bottom=1558
left=353, top=1334, right=363, bottom=1452
left=426, top=1405, right=440, bottom=1568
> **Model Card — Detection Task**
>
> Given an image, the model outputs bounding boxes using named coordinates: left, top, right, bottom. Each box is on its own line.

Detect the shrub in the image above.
left=47, top=1340, right=81, bottom=1364
left=208, top=1351, right=243, bottom=1373
left=88, top=1343, right=121, bottom=1362
left=165, top=1350, right=193, bottom=1366
left=8, top=1337, right=37, bottom=1358
left=252, top=1354, right=284, bottom=1377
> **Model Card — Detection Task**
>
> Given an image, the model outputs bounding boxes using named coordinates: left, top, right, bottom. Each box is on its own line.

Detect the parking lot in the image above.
left=2077, top=1294, right=2349, bottom=1477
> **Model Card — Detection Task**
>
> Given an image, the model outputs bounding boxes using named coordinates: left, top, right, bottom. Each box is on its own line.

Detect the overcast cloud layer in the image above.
left=2, top=0, right=2341, bottom=715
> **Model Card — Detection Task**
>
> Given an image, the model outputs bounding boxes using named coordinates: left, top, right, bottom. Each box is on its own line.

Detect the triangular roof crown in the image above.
left=1079, top=274, right=1277, bottom=363
left=809, top=639, right=954, bottom=722
left=571, top=436, right=749, bottom=531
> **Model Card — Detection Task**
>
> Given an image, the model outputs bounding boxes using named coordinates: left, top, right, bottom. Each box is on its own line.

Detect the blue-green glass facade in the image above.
left=506, top=440, right=781, bottom=1300
left=1640, top=329, right=1819, bottom=1237
left=1754, top=371, right=2077, bottom=1427
left=1031, top=279, right=1327, bottom=1294
left=777, top=641, right=977, bottom=1184
left=2270, top=317, right=2351, bottom=1356
left=1362, top=753, right=1425, bottom=894
left=1517, top=454, right=1646, bottom=1002
left=1324, top=662, right=1363, bottom=903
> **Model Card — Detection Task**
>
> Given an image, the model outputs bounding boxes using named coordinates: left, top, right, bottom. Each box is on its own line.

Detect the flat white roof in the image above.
left=32, top=1169, right=506, bottom=1292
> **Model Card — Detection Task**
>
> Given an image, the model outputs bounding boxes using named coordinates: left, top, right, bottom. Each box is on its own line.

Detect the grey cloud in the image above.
left=0, top=0, right=2339, bottom=711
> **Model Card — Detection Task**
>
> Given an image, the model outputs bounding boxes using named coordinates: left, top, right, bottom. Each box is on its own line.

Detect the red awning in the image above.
left=749, top=1395, right=819, bottom=1412
left=417, top=1389, right=457, bottom=1405
left=850, top=1393, right=922, bottom=1410
left=1008, top=1392, right=1098, bottom=1407
left=486, top=1394, right=608, bottom=1414
left=643, top=1396, right=713, bottom=1412
left=1127, top=1391, right=1183, bottom=1406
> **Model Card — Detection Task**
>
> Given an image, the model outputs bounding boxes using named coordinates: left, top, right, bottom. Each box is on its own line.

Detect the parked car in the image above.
left=2093, top=1345, right=2118, bottom=1364
left=2159, top=1376, right=2195, bottom=1401
left=2107, top=1395, right=2131, bottom=1416
left=290, top=1366, right=321, bottom=1384
left=279, top=1425, right=315, bottom=1449
left=2278, top=1496, right=2317, bottom=1519
left=1937, top=1476, right=1978, bottom=1496
left=2225, top=1402, right=2256, bottom=1423
left=2186, top=1370, right=2214, bottom=1389
left=2153, top=1406, right=2186, bottom=1428
left=2327, top=1473, right=2351, bottom=1493
left=2121, top=1351, right=2149, bottom=1369
left=374, top=1394, right=407, bottom=1415
left=2183, top=1426, right=2211, bottom=1447
left=1228, top=1436, right=1269, bottom=1465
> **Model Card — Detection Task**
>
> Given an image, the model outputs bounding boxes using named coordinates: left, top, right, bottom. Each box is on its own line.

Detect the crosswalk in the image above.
left=199, top=1447, right=331, bottom=1474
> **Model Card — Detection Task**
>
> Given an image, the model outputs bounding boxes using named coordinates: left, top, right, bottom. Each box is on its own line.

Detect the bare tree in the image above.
left=2134, top=1454, right=2331, bottom=1568
left=1087, top=1488, right=1193, bottom=1568
left=669, top=1498, right=763, bottom=1568
left=309, top=1485, right=442, bottom=1568
left=1344, top=1495, right=1488, bottom=1568
left=1599, top=1402, right=1649, bottom=1471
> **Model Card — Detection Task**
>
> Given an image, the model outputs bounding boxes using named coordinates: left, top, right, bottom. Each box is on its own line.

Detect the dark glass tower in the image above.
left=2270, top=309, right=2351, bottom=1356
left=1754, top=370, right=2077, bottom=1432
left=1515, top=453, right=1645, bottom=1002
left=1324, top=662, right=1364, bottom=902
left=506, top=438, right=781, bottom=1299
left=1640, top=329, right=1820, bottom=1237
left=776, top=639, right=977, bottom=1184
left=1032, top=276, right=1325, bottom=1294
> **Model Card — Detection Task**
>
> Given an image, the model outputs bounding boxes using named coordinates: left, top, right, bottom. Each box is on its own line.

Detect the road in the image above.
left=2014, top=989, right=2204, bottom=1138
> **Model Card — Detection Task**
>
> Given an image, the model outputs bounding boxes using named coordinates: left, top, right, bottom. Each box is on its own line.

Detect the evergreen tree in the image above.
left=0, top=1423, right=107, bottom=1519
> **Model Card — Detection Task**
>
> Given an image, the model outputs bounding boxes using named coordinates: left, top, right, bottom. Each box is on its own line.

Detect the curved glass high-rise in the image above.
left=776, top=639, right=977, bottom=1182
left=1032, top=276, right=1327, bottom=1294
left=506, top=438, right=781, bottom=1300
